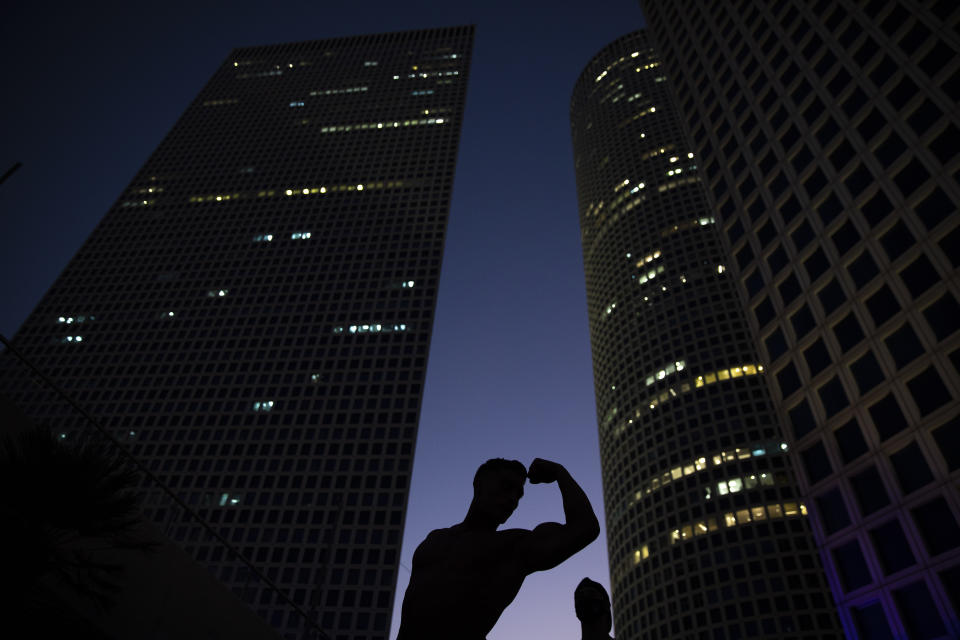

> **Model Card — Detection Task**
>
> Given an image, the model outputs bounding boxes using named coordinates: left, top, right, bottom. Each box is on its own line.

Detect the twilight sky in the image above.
left=0, top=1, right=647, bottom=637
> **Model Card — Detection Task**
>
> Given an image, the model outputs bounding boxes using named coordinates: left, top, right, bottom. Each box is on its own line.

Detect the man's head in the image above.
left=574, top=578, right=612, bottom=631
left=471, top=458, right=527, bottom=525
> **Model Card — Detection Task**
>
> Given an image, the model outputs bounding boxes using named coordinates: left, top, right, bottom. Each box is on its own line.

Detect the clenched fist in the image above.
left=527, top=458, right=565, bottom=484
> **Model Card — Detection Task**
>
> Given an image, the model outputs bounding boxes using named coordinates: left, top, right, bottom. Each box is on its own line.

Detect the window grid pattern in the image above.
left=571, top=30, right=840, bottom=640
left=0, top=26, right=475, bottom=640
left=638, top=1, right=960, bottom=637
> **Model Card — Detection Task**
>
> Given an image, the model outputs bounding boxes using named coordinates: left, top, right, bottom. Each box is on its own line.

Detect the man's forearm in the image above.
left=556, top=466, right=601, bottom=541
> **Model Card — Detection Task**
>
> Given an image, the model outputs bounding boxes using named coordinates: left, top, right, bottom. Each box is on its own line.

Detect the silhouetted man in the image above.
left=574, top=577, right=614, bottom=640
left=397, top=458, right=600, bottom=639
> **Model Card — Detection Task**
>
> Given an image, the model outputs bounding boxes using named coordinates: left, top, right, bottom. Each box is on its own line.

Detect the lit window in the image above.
left=252, top=401, right=275, bottom=412
left=333, top=322, right=410, bottom=335
left=289, top=101, right=305, bottom=107
left=253, top=234, right=273, bottom=242
left=206, top=289, right=229, bottom=297
left=291, top=232, right=312, bottom=240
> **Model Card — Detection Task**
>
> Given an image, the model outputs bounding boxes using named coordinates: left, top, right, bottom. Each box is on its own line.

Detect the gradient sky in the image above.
left=0, top=1, right=649, bottom=637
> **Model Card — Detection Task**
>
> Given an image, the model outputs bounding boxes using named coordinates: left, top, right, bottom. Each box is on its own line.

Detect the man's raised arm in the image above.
left=519, top=458, right=600, bottom=572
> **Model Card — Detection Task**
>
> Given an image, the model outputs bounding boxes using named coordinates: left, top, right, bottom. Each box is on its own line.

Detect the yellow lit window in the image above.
left=751, top=506, right=767, bottom=521
left=736, top=509, right=751, bottom=524
left=768, top=504, right=783, bottom=518
left=724, top=512, right=737, bottom=527
left=784, top=502, right=799, bottom=516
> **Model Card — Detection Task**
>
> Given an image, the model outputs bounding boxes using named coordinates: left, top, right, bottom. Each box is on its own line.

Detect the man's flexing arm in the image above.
left=517, top=458, right=600, bottom=573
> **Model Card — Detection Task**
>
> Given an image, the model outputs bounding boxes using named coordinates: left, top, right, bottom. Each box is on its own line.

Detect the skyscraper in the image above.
left=0, top=25, right=474, bottom=640
left=571, top=30, right=841, bottom=640
left=636, top=1, right=960, bottom=637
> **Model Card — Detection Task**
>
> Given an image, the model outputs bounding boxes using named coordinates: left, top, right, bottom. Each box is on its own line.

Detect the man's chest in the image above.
left=418, top=530, right=521, bottom=578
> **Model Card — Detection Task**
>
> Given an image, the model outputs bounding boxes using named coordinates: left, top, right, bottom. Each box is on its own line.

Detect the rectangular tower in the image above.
left=637, top=1, right=960, bottom=637
left=0, top=26, right=474, bottom=640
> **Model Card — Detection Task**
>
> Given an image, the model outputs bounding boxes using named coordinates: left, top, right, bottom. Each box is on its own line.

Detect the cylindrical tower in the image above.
left=571, top=31, right=842, bottom=639
left=637, top=1, right=960, bottom=637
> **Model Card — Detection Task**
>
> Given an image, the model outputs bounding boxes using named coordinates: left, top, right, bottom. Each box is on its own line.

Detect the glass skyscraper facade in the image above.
left=0, top=25, right=474, bottom=640
left=571, top=30, right=841, bottom=640
left=636, top=1, right=960, bottom=638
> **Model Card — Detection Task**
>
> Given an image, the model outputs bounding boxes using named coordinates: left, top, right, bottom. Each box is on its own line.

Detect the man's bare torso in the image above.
left=397, top=524, right=531, bottom=639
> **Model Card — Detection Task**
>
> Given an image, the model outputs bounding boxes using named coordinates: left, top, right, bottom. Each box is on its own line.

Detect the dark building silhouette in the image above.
left=636, top=1, right=960, bottom=638
left=0, top=26, right=474, bottom=640
left=571, top=30, right=841, bottom=640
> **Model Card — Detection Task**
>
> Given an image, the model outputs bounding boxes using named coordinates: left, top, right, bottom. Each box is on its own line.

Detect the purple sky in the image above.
left=0, top=1, right=647, bottom=637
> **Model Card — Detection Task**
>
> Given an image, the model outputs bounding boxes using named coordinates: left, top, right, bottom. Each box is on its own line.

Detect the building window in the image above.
left=850, top=351, right=885, bottom=394
left=818, top=279, right=846, bottom=315
left=851, top=601, right=894, bottom=640
left=815, top=487, right=850, bottom=534
left=833, top=418, right=868, bottom=464
left=893, top=581, right=948, bottom=639
left=818, top=376, right=849, bottom=417
left=911, top=497, right=960, bottom=556
left=923, top=293, right=960, bottom=340
left=889, top=442, right=934, bottom=495
left=899, top=254, right=939, bottom=299
left=765, top=328, right=787, bottom=361
left=868, top=393, right=908, bottom=441
left=884, top=323, right=924, bottom=368
left=800, top=440, right=833, bottom=484
left=832, top=539, right=873, bottom=592
left=931, top=416, right=960, bottom=471
left=865, top=285, right=901, bottom=327
left=869, top=519, right=916, bottom=575
left=803, top=338, right=831, bottom=377
left=847, top=250, right=880, bottom=288
left=850, top=465, right=890, bottom=517
left=790, top=305, right=815, bottom=339
left=906, top=366, right=952, bottom=416
left=788, top=400, right=816, bottom=440
left=804, top=248, right=829, bottom=282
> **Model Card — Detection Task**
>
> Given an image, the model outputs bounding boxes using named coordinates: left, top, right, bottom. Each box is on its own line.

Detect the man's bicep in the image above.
left=518, top=522, right=583, bottom=573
